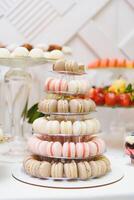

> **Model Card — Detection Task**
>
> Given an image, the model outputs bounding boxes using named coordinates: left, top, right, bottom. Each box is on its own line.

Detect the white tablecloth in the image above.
left=0, top=150, right=134, bottom=200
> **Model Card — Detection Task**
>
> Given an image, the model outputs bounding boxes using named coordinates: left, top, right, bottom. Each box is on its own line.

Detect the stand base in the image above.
left=12, top=165, right=124, bottom=189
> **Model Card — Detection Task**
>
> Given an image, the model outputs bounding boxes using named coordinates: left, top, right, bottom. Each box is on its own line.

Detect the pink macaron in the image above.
left=49, top=79, right=55, bottom=91
left=47, top=141, right=62, bottom=157
left=54, top=79, right=61, bottom=92
left=76, top=142, right=90, bottom=158
left=60, top=79, right=68, bottom=92
left=88, top=141, right=98, bottom=156
left=92, top=138, right=106, bottom=155
left=62, top=142, right=75, bottom=158
left=44, top=77, right=53, bottom=91
left=38, top=141, right=49, bottom=156
left=28, top=137, right=41, bottom=154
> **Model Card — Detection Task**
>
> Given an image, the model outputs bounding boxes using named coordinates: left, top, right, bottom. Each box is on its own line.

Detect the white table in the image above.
left=0, top=150, right=134, bottom=200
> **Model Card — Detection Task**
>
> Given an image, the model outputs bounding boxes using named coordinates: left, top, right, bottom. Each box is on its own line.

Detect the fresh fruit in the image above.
left=118, top=94, right=131, bottom=107
left=88, top=88, right=96, bottom=99
left=94, top=93, right=105, bottom=105
left=105, top=92, right=117, bottom=106
left=108, top=79, right=126, bottom=94
left=95, top=87, right=104, bottom=94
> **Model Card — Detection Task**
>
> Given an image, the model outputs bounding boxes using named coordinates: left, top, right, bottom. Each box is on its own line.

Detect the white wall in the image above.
left=0, top=0, right=134, bottom=63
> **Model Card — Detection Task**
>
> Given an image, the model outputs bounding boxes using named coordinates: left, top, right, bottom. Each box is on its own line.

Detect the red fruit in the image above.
left=105, top=92, right=117, bottom=106
left=115, top=94, right=120, bottom=105
left=95, top=87, right=104, bottom=94
left=94, top=93, right=105, bottom=105
left=118, top=94, right=131, bottom=107
left=88, top=88, right=96, bottom=100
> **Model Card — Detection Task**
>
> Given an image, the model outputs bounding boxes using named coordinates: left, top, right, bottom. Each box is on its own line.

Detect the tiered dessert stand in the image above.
left=12, top=59, right=124, bottom=188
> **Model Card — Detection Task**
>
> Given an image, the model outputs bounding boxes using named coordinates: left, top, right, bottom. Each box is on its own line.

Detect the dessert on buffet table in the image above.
left=88, top=58, right=134, bottom=69
left=86, top=79, right=134, bottom=107
left=11, top=59, right=124, bottom=189
left=0, top=42, right=72, bottom=65
left=125, top=133, right=134, bottom=164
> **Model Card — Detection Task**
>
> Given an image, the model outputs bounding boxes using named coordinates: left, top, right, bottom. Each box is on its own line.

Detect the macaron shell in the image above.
left=64, top=163, right=70, bottom=178
left=39, top=161, right=51, bottom=178
left=38, top=141, right=48, bottom=156
left=89, top=161, right=98, bottom=177
left=78, top=162, right=88, bottom=179
left=76, top=143, right=86, bottom=158
left=85, top=120, right=95, bottom=133
left=31, top=160, right=41, bottom=177
left=52, top=142, right=62, bottom=157
left=44, top=77, right=53, bottom=91
left=60, top=79, right=68, bottom=92
left=52, top=121, right=60, bottom=134
left=73, top=121, right=82, bottom=135
left=53, top=60, right=65, bottom=71
left=81, top=121, right=87, bottom=135
left=46, top=141, right=53, bottom=157
left=88, top=141, right=98, bottom=156
left=70, top=161, right=78, bottom=178
left=68, top=80, right=77, bottom=94
left=51, top=163, right=56, bottom=177
left=56, top=162, right=63, bottom=178
left=66, top=121, right=73, bottom=134
left=84, top=161, right=92, bottom=178
left=32, top=117, right=48, bottom=134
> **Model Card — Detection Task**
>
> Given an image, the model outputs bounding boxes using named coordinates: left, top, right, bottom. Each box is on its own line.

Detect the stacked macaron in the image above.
left=0, top=43, right=72, bottom=60
left=32, top=117, right=101, bottom=135
left=38, top=98, right=96, bottom=114
left=53, top=59, right=85, bottom=74
left=23, top=155, right=111, bottom=180
left=28, top=135, right=106, bottom=159
left=23, top=59, right=111, bottom=181
left=44, top=77, right=89, bottom=94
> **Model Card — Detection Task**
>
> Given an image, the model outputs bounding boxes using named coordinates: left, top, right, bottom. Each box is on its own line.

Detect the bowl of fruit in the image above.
left=86, top=79, right=134, bottom=107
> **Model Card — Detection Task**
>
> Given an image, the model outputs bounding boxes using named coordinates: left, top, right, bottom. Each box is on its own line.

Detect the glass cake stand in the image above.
left=0, top=57, right=53, bottom=162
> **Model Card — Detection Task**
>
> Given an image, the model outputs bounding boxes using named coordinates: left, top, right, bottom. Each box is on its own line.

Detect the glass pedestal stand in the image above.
left=1, top=67, right=31, bottom=162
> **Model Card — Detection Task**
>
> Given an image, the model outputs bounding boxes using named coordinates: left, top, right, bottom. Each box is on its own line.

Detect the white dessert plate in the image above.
left=12, top=165, right=124, bottom=189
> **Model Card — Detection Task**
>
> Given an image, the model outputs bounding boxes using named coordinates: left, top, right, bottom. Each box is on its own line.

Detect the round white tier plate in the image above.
left=12, top=165, right=124, bottom=189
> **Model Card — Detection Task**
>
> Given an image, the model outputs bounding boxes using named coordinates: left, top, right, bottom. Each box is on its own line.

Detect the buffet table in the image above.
left=0, top=150, right=133, bottom=200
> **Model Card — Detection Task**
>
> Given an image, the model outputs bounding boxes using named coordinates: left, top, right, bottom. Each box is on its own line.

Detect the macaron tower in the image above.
left=23, top=59, right=111, bottom=180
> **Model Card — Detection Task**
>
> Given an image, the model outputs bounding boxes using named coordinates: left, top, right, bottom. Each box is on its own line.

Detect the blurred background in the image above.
left=0, top=0, right=134, bottom=63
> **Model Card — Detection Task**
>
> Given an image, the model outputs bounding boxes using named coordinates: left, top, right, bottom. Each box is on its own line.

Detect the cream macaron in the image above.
left=64, top=161, right=78, bottom=179
left=78, top=161, right=91, bottom=179
left=51, top=162, right=63, bottom=178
